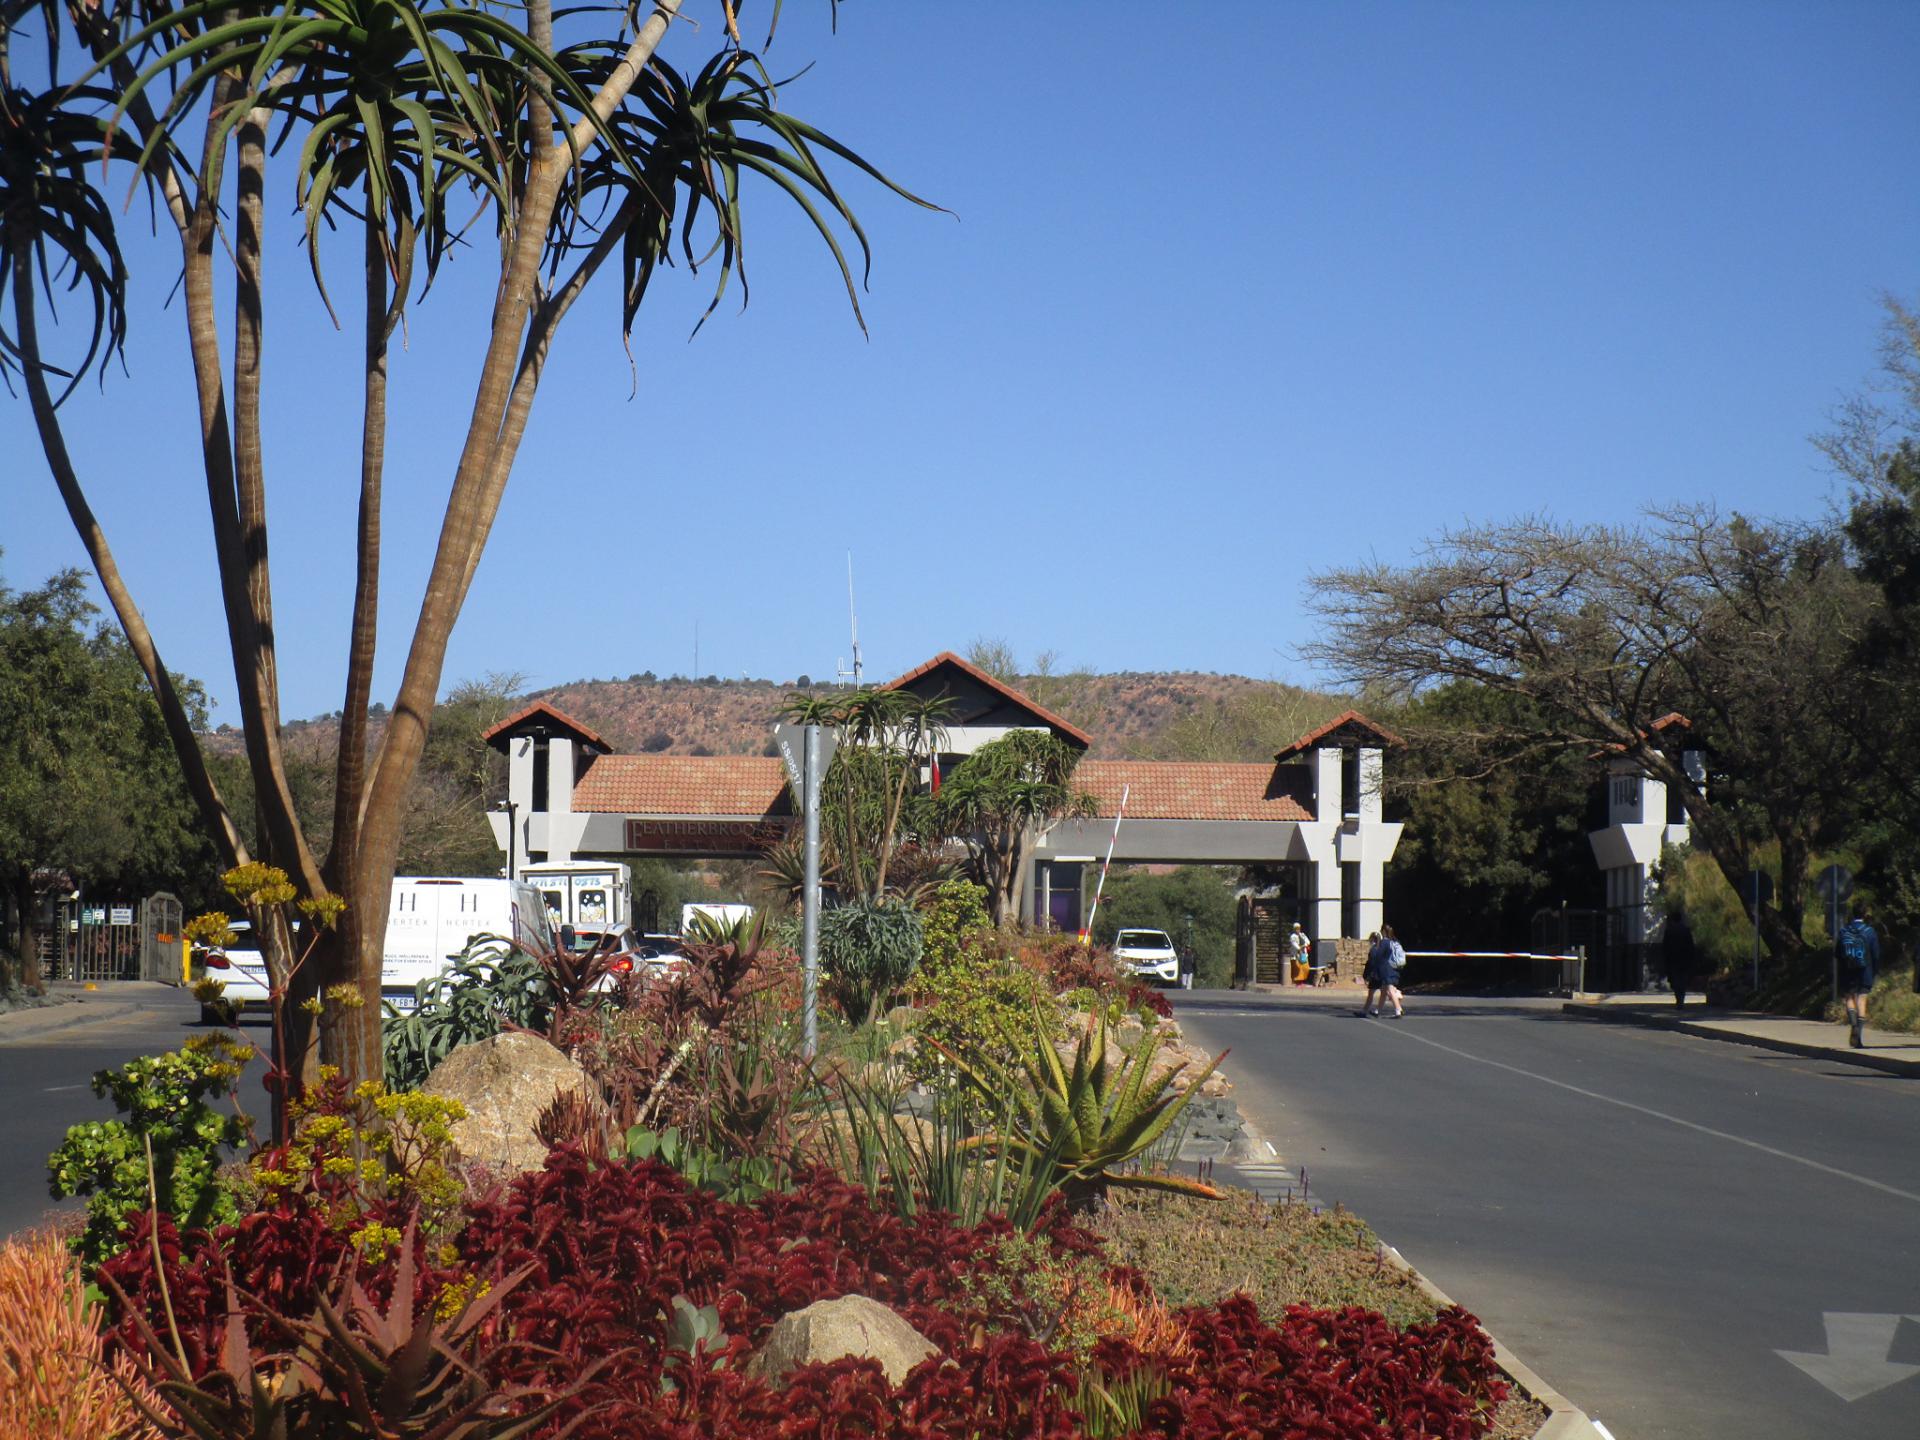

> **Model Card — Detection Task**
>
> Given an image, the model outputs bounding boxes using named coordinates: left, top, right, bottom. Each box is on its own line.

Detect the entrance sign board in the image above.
left=622, top=818, right=792, bottom=855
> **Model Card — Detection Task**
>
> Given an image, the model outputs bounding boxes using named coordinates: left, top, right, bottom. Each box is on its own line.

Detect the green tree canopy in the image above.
left=0, top=567, right=208, bottom=986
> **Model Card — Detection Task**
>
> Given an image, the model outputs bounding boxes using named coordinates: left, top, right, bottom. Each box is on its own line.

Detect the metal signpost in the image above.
left=1816, top=863, right=1854, bottom=1005
left=775, top=721, right=837, bottom=1059
left=1741, top=869, right=1774, bottom=994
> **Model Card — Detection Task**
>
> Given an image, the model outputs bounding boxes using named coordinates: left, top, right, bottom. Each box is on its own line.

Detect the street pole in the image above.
left=1750, top=869, right=1760, bottom=995
left=802, top=724, right=821, bottom=1059
left=1830, top=883, right=1839, bottom=1008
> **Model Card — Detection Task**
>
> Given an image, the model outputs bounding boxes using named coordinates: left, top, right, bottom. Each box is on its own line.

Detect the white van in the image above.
left=384, top=877, right=554, bottom=1008
left=519, top=862, right=631, bottom=932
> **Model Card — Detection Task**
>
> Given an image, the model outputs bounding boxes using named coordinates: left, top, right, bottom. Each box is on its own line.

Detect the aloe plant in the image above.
left=940, top=1002, right=1223, bottom=1211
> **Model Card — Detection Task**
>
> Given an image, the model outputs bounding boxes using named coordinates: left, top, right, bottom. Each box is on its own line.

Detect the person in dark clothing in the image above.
left=1663, top=910, right=1698, bottom=1007
left=1836, top=903, right=1881, bottom=1049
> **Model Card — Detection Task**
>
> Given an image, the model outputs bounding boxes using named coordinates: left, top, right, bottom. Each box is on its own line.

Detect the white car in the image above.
left=193, top=919, right=275, bottom=1019
left=1113, top=928, right=1180, bottom=985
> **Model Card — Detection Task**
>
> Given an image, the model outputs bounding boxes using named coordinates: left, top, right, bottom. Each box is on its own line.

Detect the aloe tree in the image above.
left=3, top=0, right=932, bottom=1093
left=933, top=730, right=1095, bottom=926
left=782, top=688, right=951, bottom=901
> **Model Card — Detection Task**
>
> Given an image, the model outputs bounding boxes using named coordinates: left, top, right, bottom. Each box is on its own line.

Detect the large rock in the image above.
left=748, top=1295, right=937, bottom=1387
left=421, top=1031, right=604, bottom=1173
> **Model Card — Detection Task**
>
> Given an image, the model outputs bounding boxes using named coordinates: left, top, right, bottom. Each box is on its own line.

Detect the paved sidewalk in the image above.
left=1562, top=993, right=1920, bottom=1076
left=0, top=980, right=180, bottom=1044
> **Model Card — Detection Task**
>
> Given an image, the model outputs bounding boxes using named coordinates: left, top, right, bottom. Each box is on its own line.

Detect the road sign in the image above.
left=109, top=906, right=134, bottom=926
left=81, top=907, right=106, bottom=925
left=772, top=722, right=838, bottom=805
left=1815, top=864, right=1854, bottom=904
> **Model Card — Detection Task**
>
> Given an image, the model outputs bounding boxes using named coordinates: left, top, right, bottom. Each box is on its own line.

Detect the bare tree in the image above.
left=1304, top=509, right=1874, bottom=962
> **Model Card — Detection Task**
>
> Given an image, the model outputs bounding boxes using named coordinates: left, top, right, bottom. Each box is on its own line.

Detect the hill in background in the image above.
left=532, top=669, right=1348, bottom=762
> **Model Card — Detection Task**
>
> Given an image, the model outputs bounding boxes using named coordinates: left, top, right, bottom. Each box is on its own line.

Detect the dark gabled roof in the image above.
left=481, top=700, right=612, bottom=755
left=880, top=651, right=1094, bottom=749
left=1273, top=709, right=1406, bottom=760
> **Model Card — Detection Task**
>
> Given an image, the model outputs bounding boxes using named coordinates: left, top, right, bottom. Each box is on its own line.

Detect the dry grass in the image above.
left=1095, top=1186, right=1547, bottom=1438
left=0, top=1228, right=166, bottom=1439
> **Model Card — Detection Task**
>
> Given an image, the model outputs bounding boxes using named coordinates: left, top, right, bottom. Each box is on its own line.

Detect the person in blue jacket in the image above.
left=1836, top=903, right=1881, bottom=1050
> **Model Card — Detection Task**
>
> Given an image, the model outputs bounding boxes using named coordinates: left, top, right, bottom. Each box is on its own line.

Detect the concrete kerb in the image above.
left=1375, top=1243, right=1603, bottom=1439
left=1561, top=1001, right=1920, bottom=1078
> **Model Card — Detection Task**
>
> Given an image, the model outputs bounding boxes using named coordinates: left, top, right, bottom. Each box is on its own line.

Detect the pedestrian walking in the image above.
left=1288, top=922, right=1310, bottom=984
left=1177, top=943, right=1196, bottom=990
left=1359, top=931, right=1384, bottom=1016
left=1663, top=909, right=1697, bottom=1008
left=1380, top=924, right=1407, bottom=1018
left=1836, top=903, right=1881, bottom=1049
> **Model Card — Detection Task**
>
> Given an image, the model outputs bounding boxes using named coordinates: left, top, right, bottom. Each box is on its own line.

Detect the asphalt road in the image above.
left=0, top=984, right=273, bottom=1238
left=1172, top=990, right=1920, bottom=1440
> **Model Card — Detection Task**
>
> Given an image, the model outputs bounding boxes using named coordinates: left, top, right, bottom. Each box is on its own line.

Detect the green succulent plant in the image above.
left=939, top=1000, right=1223, bottom=1211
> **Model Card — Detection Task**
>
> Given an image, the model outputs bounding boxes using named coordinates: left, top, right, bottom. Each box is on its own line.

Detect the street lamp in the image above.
left=494, top=799, right=518, bottom=881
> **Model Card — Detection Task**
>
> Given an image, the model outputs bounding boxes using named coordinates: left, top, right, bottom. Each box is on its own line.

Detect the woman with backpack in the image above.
left=1359, top=926, right=1407, bottom=1018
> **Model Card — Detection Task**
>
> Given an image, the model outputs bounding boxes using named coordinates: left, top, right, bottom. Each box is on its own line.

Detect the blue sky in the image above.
left=6, top=1, right=1918, bottom=721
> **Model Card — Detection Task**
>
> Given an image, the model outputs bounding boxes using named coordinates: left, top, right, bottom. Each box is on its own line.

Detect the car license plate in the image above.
left=384, top=991, right=419, bottom=1013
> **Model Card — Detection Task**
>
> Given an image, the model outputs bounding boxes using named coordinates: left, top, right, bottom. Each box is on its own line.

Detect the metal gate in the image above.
left=142, top=893, right=183, bottom=982
left=64, top=899, right=143, bottom=981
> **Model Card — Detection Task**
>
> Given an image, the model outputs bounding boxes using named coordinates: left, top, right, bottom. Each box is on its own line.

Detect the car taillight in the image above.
left=205, top=953, right=231, bottom=970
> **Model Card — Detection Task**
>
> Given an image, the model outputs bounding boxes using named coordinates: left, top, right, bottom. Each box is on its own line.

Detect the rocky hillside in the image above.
left=533, top=670, right=1348, bottom=762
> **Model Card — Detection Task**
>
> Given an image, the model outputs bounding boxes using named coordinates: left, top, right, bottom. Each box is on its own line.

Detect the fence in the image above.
left=1401, top=950, right=1583, bottom=997
left=47, top=892, right=184, bottom=983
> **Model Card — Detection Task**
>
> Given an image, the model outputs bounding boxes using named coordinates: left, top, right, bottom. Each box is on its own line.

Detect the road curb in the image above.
left=1376, top=1243, right=1602, bottom=1439
left=1216, top=1147, right=1600, bottom=1436
left=1561, top=1002, right=1920, bottom=1078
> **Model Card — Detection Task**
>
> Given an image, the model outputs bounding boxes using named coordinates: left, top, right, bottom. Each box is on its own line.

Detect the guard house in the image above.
left=1586, top=713, right=1704, bottom=947
left=483, top=654, right=1407, bottom=978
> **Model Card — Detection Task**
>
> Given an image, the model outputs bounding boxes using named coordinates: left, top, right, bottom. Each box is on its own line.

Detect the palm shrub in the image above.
left=819, top=898, right=924, bottom=1023
left=938, top=1000, right=1223, bottom=1211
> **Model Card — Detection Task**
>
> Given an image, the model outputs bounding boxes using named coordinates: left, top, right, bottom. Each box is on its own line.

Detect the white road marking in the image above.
left=1370, top=1022, right=1920, bottom=1207
left=1776, top=1313, right=1920, bottom=1401
left=42, top=1083, right=88, bottom=1092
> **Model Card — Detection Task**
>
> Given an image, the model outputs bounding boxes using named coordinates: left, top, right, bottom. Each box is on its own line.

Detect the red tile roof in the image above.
left=880, top=651, right=1095, bottom=749
left=1273, top=709, right=1405, bottom=760
left=1076, top=760, right=1312, bottom=823
left=481, top=700, right=611, bottom=753
left=572, top=755, right=790, bottom=816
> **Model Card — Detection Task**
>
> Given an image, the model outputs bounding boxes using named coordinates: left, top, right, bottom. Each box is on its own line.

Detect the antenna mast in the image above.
left=836, top=553, right=863, bottom=687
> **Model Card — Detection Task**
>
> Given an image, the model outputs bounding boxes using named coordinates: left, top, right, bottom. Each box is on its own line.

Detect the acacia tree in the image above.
left=1304, top=509, right=1874, bottom=963
left=932, top=729, right=1093, bottom=927
left=3, top=0, right=928, bottom=1087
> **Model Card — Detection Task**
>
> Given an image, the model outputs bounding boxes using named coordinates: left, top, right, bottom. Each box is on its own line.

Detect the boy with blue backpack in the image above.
left=1836, top=903, right=1880, bottom=1050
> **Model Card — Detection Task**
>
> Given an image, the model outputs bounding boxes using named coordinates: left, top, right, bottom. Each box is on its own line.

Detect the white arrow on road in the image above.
left=1776, top=1313, right=1920, bottom=1401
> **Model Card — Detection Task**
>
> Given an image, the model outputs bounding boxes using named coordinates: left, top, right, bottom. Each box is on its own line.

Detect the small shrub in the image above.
left=918, top=879, right=991, bottom=968
left=819, top=898, right=925, bottom=1022
left=47, top=1034, right=255, bottom=1266
left=906, top=948, right=1061, bottom=1095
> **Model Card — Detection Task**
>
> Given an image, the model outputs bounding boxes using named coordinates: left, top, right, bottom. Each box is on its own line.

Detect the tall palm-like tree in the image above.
left=5, top=0, right=933, bottom=1090
left=933, top=731, right=1095, bottom=927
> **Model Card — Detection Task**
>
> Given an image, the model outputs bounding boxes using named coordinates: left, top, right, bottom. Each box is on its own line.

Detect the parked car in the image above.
left=191, top=919, right=275, bottom=1020
left=1113, top=928, right=1180, bottom=985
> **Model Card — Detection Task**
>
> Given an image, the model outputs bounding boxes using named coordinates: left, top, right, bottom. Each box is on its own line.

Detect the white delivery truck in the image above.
left=681, top=901, right=754, bottom=936
left=383, top=877, right=555, bottom=1008
left=519, top=862, right=631, bottom=932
